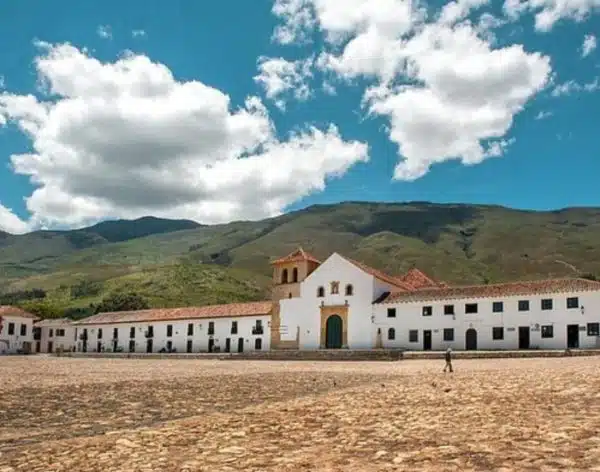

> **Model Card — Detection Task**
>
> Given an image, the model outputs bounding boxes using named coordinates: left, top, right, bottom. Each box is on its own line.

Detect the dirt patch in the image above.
left=1, top=356, right=599, bottom=471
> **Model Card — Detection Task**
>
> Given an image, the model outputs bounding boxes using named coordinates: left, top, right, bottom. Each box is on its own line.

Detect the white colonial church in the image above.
left=12, top=248, right=600, bottom=355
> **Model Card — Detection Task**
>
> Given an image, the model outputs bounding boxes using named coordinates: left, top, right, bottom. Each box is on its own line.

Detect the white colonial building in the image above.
left=6, top=248, right=599, bottom=355
left=270, top=248, right=600, bottom=351
left=72, top=302, right=272, bottom=354
left=33, top=318, right=77, bottom=353
left=0, top=305, right=38, bottom=354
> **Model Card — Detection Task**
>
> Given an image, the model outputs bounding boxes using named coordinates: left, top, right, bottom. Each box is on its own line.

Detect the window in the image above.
left=113, top=328, right=118, bottom=340
left=98, top=328, right=103, bottom=339
left=253, top=320, right=264, bottom=335
left=56, top=329, right=65, bottom=337
left=20, top=324, right=27, bottom=336
left=492, top=327, right=504, bottom=340
left=187, top=339, right=193, bottom=353
left=541, top=325, right=554, bottom=338
left=567, top=297, right=579, bottom=309
left=255, top=338, right=263, bottom=350
left=518, top=300, right=530, bottom=312
left=388, top=328, right=395, bottom=340
left=317, top=286, right=325, bottom=297
left=465, top=303, right=478, bottom=314
left=208, top=322, right=215, bottom=335
left=231, top=321, right=238, bottom=334
left=409, top=330, right=418, bottom=343
left=541, top=298, right=553, bottom=310
left=492, top=302, right=504, bottom=313
left=387, top=308, right=397, bottom=318
left=48, top=328, right=53, bottom=338
left=8, top=323, right=14, bottom=335
left=443, top=328, right=454, bottom=341
left=129, top=340, right=135, bottom=352
left=587, top=323, right=599, bottom=336
left=146, top=326, right=153, bottom=338
left=345, top=284, right=353, bottom=296
left=330, top=281, right=339, bottom=294
left=444, top=305, right=455, bottom=315
left=292, top=267, right=298, bottom=283
left=166, top=325, right=173, bottom=337
left=129, top=327, right=135, bottom=339
left=422, top=306, right=433, bottom=316
left=187, top=323, right=194, bottom=336
left=281, top=269, right=288, bottom=284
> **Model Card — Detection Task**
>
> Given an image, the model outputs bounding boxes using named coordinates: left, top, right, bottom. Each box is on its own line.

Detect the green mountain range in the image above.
left=1, top=202, right=600, bottom=316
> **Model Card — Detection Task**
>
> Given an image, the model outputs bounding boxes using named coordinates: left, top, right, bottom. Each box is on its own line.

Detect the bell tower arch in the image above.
left=270, top=247, right=320, bottom=301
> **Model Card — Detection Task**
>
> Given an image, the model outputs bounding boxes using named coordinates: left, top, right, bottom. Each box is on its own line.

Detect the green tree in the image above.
left=94, top=292, right=150, bottom=314
left=20, top=300, right=63, bottom=319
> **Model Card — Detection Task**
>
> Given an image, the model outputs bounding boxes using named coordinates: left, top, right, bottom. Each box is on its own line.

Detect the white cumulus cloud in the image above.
left=272, top=0, right=551, bottom=180
left=254, top=56, right=313, bottom=110
left=0, top=42, right=368, bottom=232
left=582, top=34, right=597, bottom=57
left=503, top=0, right=600, bottom=32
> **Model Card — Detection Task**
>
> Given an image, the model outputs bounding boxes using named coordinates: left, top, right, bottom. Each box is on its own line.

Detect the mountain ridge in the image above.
left=2, top=201, right=600, bottom=316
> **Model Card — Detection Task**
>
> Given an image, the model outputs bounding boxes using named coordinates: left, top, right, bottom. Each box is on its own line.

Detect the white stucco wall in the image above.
left=0, top=316, right=35, bottom=354
left=74, top=315, right=271, bottom=353
left=35, top=325, right=77, bottom=353
left=375, top=290, right=600, bottom=351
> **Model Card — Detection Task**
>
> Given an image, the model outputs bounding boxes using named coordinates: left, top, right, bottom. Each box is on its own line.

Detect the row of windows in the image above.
left=281, top=268, right=299, bottom=284
left=387, top=322, right=600, bottom=341
left=317, top=282, right=353, bottom=297
left=3, top=323, right=28, bottom=336
left=80, top=320, right=265, bottom=340
left=387, top=296, right=581, bottom=318
left=90, top=337, right=265, bottom=353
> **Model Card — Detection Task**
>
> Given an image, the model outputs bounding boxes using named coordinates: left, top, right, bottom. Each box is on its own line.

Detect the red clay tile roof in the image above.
left=74, top=301, right=274, bottom=325
left=399, top=268, right=443, bottom=289
left=377, top=278, right=600, bottom=303
left=271, top=247, right=321, bottom=265
left=0, top=305, right=39, bottom=319
left=342, top=256, right=414, bottom=290
left=34, top=318, right=75, bottom=327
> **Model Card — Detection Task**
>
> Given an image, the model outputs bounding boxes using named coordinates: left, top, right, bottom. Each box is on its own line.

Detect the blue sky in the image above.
left=0, top=0, right=599, bottom=233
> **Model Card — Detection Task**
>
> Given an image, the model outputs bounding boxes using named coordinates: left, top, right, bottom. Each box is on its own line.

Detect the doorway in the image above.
left=519, top=326, right=530, bottom=349
left=208, top=338, right=215, bottom=353
left=325, top=315, right=343, bottom=349
left=186, top=339, right=193, bottom=353
left=237, top=337, right=244, bottom=353
left=225, top=338, right=231, bottom=353
left=35, top=341, right=40, bottom=353
left=146, top=338, right=153, bottom=353
left=423, top=330, right=432, bottom=351
left=465, top=329, right=477, bottom=350
left=48, top=341, right=53, bottom=353
left=567, top=324, right=580, bottom=348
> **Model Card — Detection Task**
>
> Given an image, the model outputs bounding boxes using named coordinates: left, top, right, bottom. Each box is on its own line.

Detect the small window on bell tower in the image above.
left=292, top=267, right=298, bottom=283
left=281, top=269, right=288, bottom=284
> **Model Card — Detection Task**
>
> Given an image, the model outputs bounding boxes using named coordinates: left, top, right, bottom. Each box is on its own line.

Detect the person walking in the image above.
left=443, top=347, right=453, bottom=373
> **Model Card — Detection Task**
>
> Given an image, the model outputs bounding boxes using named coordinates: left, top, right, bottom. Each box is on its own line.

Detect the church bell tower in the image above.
left=270, top=247, right=321, bottom=301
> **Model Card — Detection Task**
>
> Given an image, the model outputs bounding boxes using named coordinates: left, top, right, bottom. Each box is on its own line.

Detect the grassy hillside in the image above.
left=2, top=201, right=600, bottom=316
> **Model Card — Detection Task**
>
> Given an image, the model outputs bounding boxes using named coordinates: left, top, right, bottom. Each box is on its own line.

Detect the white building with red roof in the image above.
left=0, top=306, right=38, bottom=354
left=271, top=248, right=600, bottom=351
left=56, top=247, right=600, bottom=354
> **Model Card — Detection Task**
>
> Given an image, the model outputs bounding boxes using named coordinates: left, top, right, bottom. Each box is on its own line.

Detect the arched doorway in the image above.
left=326, top=315, right=343, bottom=349
left=465, top=328, right=478, bottom=350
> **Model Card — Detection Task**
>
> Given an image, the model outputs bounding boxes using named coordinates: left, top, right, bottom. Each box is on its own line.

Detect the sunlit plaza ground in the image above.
left=1, top=356, right=600, bottom=471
